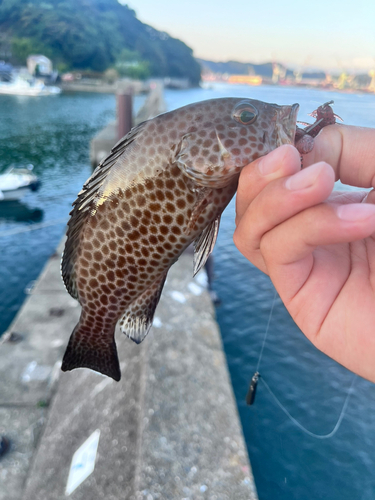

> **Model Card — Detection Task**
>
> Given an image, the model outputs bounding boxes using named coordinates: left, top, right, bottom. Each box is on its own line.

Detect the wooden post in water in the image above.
left=117, top=92, right=132, bottom=141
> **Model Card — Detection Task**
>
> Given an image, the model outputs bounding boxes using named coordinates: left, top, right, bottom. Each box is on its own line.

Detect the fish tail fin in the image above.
left=61, top=323, right=121, bottom=381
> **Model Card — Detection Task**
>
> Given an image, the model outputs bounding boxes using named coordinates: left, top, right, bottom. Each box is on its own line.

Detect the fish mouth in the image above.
left=276, top=103, right=299, bottom=147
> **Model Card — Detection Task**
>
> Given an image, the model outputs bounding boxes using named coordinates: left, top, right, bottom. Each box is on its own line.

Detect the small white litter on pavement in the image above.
left=195, top=272, right=208, bottom=287
left=153, top=317, right=163, bottom=328
left=21, top=361, right=52, bottom=383
left=65, top=429, right=100, bottom=496
left=187, top=282, right=203, bottom=296
left=169, top=291, right=186, bottom=303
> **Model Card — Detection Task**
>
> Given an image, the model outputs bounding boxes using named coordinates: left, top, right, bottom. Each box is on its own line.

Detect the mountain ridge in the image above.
left=0, top=0, right=201, bottom=84
left=197, top=58, right=328, bottom=79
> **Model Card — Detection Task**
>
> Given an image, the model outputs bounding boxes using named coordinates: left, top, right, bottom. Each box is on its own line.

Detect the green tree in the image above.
left=115, top=49, right=150, bottom=80
left=11, top=36, right=52, bottom=64
left=0, top=0, right=201, bottom=84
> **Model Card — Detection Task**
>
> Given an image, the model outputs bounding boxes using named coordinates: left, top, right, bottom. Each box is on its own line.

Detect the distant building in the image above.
left=227, top=75, right=262, bottom=86
left=299, top=71, right=328, bottom=87
left=27, top=55, right=53, bottom=76
left=369, top=70, right=375, bottom=93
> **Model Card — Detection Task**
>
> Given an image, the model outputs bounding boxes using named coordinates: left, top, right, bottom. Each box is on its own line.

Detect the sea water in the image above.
left=1, top=84, right=375, bottom=500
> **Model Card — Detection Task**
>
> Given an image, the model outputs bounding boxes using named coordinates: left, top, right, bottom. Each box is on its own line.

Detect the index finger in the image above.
left=302, top=124, right=375, bottom=188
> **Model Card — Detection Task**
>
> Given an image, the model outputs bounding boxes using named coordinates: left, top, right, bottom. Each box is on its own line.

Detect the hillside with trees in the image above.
left=0, top=0, right=201, bottom=84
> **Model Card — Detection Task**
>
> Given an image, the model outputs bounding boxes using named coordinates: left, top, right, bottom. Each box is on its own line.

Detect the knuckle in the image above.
left=259, top=232, right=274, bottom=261
left=233, top=230, right=257, bottom=262
left=232, top=228, right=243, bottom=251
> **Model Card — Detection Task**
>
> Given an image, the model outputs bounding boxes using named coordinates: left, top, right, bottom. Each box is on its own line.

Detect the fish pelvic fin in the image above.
left=120, top=272, right=168, bottom=344
left=193, top=215, right=221, bottom=276
left=61, top=323, right=121, bottom=381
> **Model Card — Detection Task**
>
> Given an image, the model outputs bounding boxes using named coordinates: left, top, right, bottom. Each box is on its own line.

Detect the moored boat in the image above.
left=0, top=76, right=61, bottom=96
left=0, top=165, right=41, bottom=201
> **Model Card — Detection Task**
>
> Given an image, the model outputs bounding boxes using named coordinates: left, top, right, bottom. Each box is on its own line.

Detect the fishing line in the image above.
left=246, top=286, right=356, bottom=439
left=256, top=288, right=277, bottom=373
left=260, top=374, right=356, bottom=440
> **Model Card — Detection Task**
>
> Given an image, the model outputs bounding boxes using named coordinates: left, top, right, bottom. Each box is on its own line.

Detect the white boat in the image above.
left=0, top=77, right=61, bottom=96
left=0, top=165, right=41, bottom=201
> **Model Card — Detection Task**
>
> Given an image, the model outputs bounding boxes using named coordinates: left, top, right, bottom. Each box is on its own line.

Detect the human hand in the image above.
left=234, top=125, right=375, bottom=383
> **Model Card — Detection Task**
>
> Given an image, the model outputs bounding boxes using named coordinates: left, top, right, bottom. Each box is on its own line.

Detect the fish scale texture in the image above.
left=61, top=97, right=298, bottom=380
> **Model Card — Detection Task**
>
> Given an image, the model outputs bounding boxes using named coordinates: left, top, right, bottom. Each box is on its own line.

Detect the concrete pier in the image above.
left=90, top=82, right=166, bottom=167
left=61, top=79, right=148, bottom=94
left=0, top=240, right=258, bottom=499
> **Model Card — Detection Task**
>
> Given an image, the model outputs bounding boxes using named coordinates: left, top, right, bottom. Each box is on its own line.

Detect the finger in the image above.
left=236, top=144, right=301, bottom=225
left=363, top=188, right=375, bottom=205
left=328, top=190, right=367, bottom=205
left=303, top=124, right=375, bottom=188
left=261, top=202, right=375, bottom=303
left=234, top=162, right=335, bottom=272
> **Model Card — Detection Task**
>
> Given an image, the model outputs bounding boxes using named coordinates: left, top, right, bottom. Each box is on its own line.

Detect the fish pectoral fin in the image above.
left=185, top=187, right=214, bottom=235
left=61, top=323, right=121, bottom=381
left=193, top=215, right=221, bottom=276
left=120, top=272, right=168, bottom=344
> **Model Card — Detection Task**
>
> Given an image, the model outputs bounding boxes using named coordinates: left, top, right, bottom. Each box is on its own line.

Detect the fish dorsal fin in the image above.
left=61, top=122, right=147, bottom=299
left=120, top=272, right=168, bottom=344
left=193, top=215, right=220, bottom=276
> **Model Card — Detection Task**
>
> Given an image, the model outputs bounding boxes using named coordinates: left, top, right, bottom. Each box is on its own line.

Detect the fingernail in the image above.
left=336, top=204, right=375, bottom=221
left=285, top=164, right=322, bottom=191
left=258, top=154, right=281, bottom=175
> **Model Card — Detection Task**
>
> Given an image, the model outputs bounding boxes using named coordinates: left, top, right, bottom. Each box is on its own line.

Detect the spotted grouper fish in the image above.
left=61, top=97, right=300, bottom=381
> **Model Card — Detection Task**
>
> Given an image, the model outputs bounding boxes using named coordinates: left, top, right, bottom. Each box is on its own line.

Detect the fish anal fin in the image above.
left=120, top=273, right=168, bottom=344
left=193, top=215, right=220, bottom=276
left=61, top=323, right=121, bottom=381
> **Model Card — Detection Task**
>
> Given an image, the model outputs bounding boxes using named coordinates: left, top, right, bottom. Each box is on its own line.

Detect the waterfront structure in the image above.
left=26, top=55, right=53, bottom=76
left=227, top=74, right=262, bottom=85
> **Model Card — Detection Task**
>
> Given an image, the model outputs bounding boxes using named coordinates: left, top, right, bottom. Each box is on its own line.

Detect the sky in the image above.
left=126, top=0, right=375, bottom=73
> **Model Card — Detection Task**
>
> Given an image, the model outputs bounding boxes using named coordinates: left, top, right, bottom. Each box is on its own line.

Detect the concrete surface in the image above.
left=134, top=82, right=166, bottom=125
left=0, top=238, right=257, bottom=499
left=90, top=83, right=166, bottom=167
left=61, top=79, right=148, bottom=94
left=0, top=408, right=45, bottom=500
left=0, top=242, right=78, bottom=500
left=89, top=120, right=118, bottom=167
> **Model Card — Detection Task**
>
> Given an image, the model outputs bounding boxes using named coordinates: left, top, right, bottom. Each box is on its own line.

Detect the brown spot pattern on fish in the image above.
left=61, top=97, right=300, bottom=380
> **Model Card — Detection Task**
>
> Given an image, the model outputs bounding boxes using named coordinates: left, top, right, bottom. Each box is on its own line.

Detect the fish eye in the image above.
left=234, top=105, right=258, bottom=125
left=240, top=110, right=256, bottom=123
